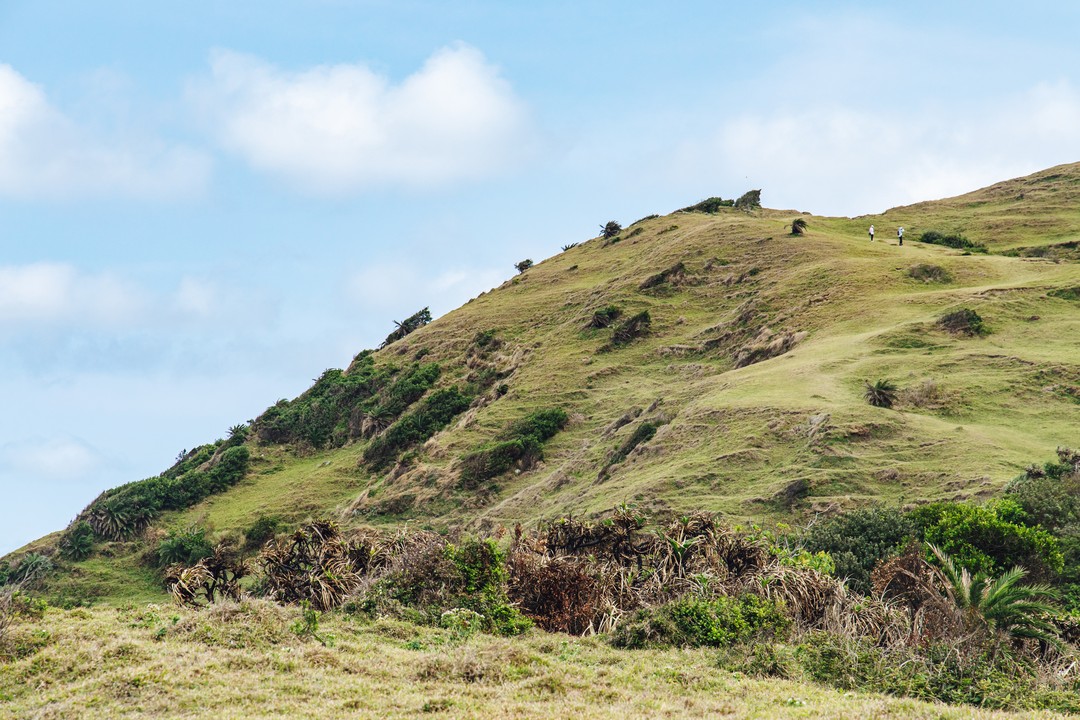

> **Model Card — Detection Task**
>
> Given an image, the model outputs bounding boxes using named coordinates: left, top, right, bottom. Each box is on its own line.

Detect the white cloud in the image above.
left=192, top=45, right=529, bottom=193
left=667, top=81, right=1080, bottom=216
left=0, top=263, right=144, bottom=327
left=0, top=436, right=105, bottom=481
left=0, top=64, right=210, bottom=200
left=346, top=262, right=504, bottom=316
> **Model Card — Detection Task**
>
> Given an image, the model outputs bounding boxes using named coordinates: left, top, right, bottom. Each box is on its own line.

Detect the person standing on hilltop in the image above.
left=869, top=224, right=875, bottom=242
left=898, top=226, right=904, bottom=245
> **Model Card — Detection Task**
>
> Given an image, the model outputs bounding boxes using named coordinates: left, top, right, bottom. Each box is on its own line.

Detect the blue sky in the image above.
left=3, top=1, right=1080, bottom=555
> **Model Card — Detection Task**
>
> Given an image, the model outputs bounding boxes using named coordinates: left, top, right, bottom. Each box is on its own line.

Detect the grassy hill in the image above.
left=4, top=164, right=1080, bottom=717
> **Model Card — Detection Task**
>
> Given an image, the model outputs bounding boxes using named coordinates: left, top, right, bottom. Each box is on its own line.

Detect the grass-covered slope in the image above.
left=11, top=163, right=1080, bottom=596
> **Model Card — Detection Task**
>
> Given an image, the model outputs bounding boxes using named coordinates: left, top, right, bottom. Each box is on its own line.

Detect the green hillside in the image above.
left=4, top=165, right=1080, bottom=717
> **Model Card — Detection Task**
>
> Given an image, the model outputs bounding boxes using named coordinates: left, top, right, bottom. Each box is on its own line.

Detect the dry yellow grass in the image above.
left=0, top=601, right=1070, bottom=719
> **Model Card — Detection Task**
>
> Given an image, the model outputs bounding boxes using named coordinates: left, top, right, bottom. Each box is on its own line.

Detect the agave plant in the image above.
left=928, top=544, right=1062, bottom=648
left=863, top=379, right=897, bottom=408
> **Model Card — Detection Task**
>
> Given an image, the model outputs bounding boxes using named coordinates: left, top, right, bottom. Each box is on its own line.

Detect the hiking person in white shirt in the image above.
left=869, top=225, right=875, bottom=242
left=898, top=227, right=904, bottom=245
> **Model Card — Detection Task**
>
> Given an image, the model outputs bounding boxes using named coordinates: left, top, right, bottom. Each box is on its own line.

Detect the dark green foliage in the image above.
left=0, top=553, right=52, bottom=588
left=791, top=217, right=808, bottom=235
left=81, top=446, right=250, bottom=541
left=610, top=310, right=651, bottom=346
left=245, top=515, right=284, bottom=551
left=224, top=423, right=249, bottom=447
left=59, top=520, right=95, bottom=561
left=734, top=189, right=761, bottom=211
left=459, top=438, right=541, bottom=486
left=679, top=197, right=733, bottom=213
left=908, top=500, right=1063, bottom=579
left=918, top=230, right=988, bottom=253
left=630, top=214, right=659, bottom=225
left=639, top=262, right=687, bottom=290
left=1048, top=286, right=1080, bottom=301
left=937, top=308, right=987, bottom=336
left=500, top=408, right=569, bottom=445
left=800, top=507, right=914, bottom=594
left=364, top=386, right=473, bottom=469
left=789, top=633, right=1079, bottom=712
left=560, top=242, right=579, bottom=251
left=587, top=305, right=621, bottom=329
left=458, top=408, right=568, bottom=485
left=610, top=422, right=657, bottom=466
left=381, top=307, right=432, bottom=348
left=600, top=221, right=622, bottom=239
left=907, top=264, right=953, bottom=283
left=611, top=594, right=787, bottom=649
left=514, top=259, right=533, bottom=273
left=863, top=379, right=897, bottom=408
left=1007, top=449, right=1080, bottom=609
left=375, top=537, right=531, bottom=636
left=254, top=358, right=440, bottom=448
left=157, top=526, right=214, bottom=568
left=472, top=329, right=498, bottom=349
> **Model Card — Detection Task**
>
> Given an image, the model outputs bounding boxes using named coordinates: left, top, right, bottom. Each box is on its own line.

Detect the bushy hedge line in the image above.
left=363, top=386, right=473, bottom=469
left=76, top=445, right=251, bottom=542
left=612, top=594, right=787, bottom=649
left=918, top=230, right=988, bottom=253
left=255, top=355, right=440, bottom=449
left=459, top=408, right=568, bottom=485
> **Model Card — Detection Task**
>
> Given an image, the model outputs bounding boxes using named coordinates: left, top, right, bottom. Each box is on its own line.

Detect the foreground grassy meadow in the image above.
left=0, top=601, right=1070, bottom=720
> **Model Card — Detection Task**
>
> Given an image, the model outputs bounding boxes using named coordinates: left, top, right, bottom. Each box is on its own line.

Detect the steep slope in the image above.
left=12, top=164, right=1080, bottom=602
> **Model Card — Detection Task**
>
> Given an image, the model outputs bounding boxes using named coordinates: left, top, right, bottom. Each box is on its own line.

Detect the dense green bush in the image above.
left=800, top=507, right=913, bottom=595
left=514, top=259, right=533, bottom=273
left=458, top=408, right=569, bottom=485
left=611, top=594, right=787, bottom=649
left=907, top=263, right=953, bottom=283
left=255, top=358, right=440, bottom=448
left=381, top=307, right=432, bottom=347
left=371, top=538, right=531, bottom=636
left=734, top=189, right=761, bottom=211
left=59, top=520, right=95, bottom=561
left=587, top=305, right=622, bottom=329
left=244, top=515, right=284, bottom=551
left=789, top=633, right=1079, bottom=712
left=363, top=385, right=473, bottom=469
left=937, top=308, right=988, bottom=336
left=600, top=221, right=622, bottom=239
left=790, top=217, right=808, bottom=235
left=679, top=197, right=733, bottom=213
left=908, top=500, right=1062, bottom=579
left=157, top=526, right=214, bottom=567
left=918, top=231, right=988, bottom=253
left=610, top=310, right=651, bottom=346
left=863, top=378, right=898, bottom=408
left=81, top=446, right=251, bottom=541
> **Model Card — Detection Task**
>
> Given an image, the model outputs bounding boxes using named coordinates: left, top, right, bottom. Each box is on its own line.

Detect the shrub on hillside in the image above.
left=514, top=259, right=533, bottom=273
left=611, top=594, right=788, bottom=649
left=600, top=221, right=622, bottom=239
left=244, top=515, right=285, bottom=551
left=381, top=307, right=432, bottom=348
left=734, top=189, right=761, bottom=211
left=907, top=500, right=1063, bottom=580
left=907, top=264, right=953, bottom=283
left=800, top=507, right=914, bottom=595
left=458, top=408, right=568, bottom=485
left=81, top=445, right=251, bottom=541
left=937, top=308, right=987, bottom=336
left=679, top=197, right=733, bottom=213
left=59, top=520, right=95, bottom=561
left=918, top=230, right=987, bottom=253
left=599, top=421, right=660, bottom=480
left=157, top=526, right=214, bottom=568
left=864, top=379, right=898, bottom=408
left=791, top=218, right=808, bottom=235
left=609, top=310, right=651, bottom=346
left=586, top=305, right=622, bottom=329
left=363, top=385, right=473, bottom=469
